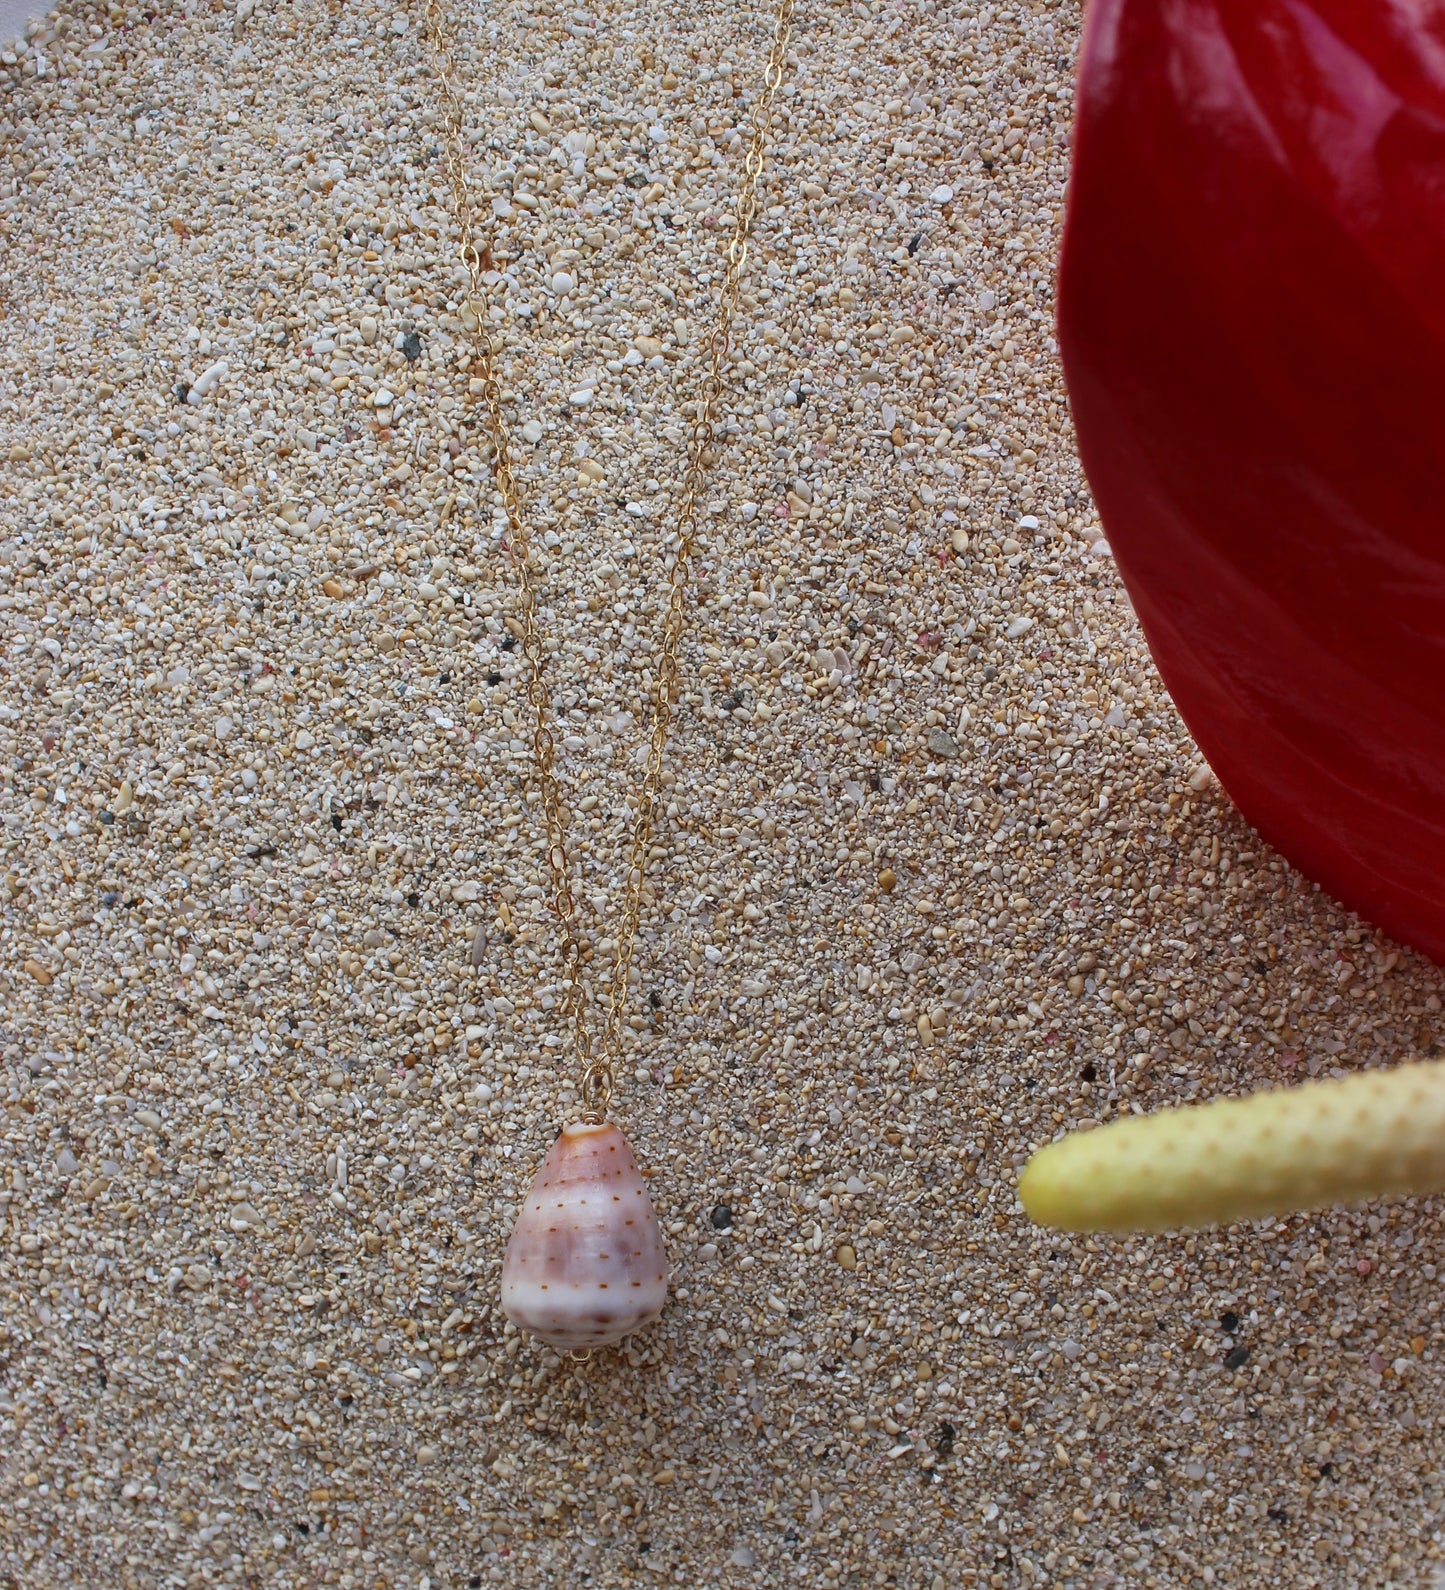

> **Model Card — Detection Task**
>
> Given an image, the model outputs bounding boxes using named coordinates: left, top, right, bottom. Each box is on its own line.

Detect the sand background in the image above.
left=3, top=1, right=1444, bottom=1586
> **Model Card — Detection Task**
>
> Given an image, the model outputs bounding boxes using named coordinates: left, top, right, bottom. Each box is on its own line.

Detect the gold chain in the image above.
left=422, top=0, right=795, bottom=1118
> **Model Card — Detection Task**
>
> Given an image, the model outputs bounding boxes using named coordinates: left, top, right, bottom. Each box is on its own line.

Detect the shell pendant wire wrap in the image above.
left=501, top=1122, right=669, bottom=1351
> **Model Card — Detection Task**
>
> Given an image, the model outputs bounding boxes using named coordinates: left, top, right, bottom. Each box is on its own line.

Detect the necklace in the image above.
left=422, top=0, right=796, bottom=1351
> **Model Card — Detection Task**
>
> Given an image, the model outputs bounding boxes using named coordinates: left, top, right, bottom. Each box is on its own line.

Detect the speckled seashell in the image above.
left=501, top=1121, right=669, bottom=1351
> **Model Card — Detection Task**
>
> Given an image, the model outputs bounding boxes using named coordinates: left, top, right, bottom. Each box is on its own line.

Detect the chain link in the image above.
left=423, top=0, right=794, bottom=1120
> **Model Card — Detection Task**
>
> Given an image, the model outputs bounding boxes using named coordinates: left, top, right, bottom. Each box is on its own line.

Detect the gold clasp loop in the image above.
left=577, top=1063, right=614, bottom=1122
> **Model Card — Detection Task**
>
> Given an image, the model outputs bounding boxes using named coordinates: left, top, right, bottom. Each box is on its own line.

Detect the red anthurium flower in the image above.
left=1058, top=0, right=1445, bottom=962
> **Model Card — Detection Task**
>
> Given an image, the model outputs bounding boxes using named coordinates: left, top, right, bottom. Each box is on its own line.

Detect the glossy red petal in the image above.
left=1058, top=0, right=1445, bottom=962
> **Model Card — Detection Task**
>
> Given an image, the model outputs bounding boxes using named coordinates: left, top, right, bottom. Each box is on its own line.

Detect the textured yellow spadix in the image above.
left=1019, top=1059, right=1445, bottom=1233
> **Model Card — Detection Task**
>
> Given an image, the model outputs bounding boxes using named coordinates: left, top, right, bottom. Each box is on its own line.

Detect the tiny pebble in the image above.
left=188, top=358, right=228, bottom=401
left=926, top=728, right=960, bottom=758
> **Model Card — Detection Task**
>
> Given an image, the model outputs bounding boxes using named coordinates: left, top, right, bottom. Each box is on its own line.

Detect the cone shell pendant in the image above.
left=500, top=1121, right=669, bottom=1351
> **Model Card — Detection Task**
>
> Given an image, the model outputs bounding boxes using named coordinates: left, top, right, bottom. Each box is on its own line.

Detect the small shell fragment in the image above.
left=501, top=1121, right=668, bottom=1350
